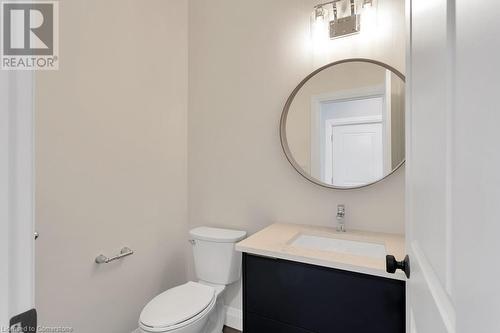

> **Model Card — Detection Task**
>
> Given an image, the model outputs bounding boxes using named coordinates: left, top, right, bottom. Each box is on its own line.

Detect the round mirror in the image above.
left=280, top=59, right=405, bottom=189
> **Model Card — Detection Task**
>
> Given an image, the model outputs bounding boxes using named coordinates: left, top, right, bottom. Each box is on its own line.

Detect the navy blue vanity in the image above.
left=242, top=253, right=405, bottom=333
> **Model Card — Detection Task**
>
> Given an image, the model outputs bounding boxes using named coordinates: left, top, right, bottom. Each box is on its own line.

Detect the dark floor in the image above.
left=223, top=326, right=241, bottom=333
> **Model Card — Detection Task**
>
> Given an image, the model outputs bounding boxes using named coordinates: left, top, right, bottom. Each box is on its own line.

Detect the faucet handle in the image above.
left=337, top=204, right=345, bottom=218
left=336, top=204, right=346, bottom=232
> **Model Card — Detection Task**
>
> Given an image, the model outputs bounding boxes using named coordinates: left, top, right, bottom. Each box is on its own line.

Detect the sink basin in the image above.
left=290, top=234, right=386, bottom=259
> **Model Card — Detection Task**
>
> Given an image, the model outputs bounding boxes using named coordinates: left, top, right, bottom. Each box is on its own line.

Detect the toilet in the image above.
left=138, top=227, right=247, bottom=333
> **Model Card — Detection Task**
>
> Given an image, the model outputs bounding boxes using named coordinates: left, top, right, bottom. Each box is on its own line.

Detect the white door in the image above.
left=407, top=0, right=456, bottom=331
left=407, top=0, right=500, bottom=332
left=328, top=123, right=383, bottom=187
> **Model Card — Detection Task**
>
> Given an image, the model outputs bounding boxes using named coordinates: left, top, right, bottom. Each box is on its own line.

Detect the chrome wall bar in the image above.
left=314, top=0, right=343, bottom=8
left=95, top=247, right=134, bottom=264
left=314, top=0, right=370, bottom=8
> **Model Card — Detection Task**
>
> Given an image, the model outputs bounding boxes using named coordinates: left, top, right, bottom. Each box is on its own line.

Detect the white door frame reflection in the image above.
left=310, top=86, right=387, bottom=186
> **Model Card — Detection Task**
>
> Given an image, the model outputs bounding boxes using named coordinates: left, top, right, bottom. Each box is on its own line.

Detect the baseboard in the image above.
left=225, top=306, right=243, bottom=331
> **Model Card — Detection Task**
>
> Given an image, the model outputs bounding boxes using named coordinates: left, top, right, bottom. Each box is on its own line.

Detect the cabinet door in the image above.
left=246, top=313, right=315, bottom=333
left=243, top=254, right=405, bottom=333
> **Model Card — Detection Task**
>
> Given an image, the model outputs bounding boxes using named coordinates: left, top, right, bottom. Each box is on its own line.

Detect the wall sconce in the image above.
left=311, top=0, right=375, bottom=40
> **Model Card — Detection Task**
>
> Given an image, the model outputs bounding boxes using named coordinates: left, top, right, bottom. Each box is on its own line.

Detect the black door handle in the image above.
left=386, top=255, right=410, bottom=278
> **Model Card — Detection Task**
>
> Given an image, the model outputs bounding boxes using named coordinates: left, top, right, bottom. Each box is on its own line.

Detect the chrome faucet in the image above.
left=336, top=204, right=346, bottom=232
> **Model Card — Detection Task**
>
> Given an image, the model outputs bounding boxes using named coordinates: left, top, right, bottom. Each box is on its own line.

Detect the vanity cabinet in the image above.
left=242, top=253, right=405, bottom=333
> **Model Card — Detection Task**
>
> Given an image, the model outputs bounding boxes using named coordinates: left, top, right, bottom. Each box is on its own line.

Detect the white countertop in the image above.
left=236, top=223, right=407, bottom=281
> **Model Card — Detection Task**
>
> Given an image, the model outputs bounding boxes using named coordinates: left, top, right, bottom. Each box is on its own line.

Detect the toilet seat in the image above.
left=139, top=282, right=216, bottom=332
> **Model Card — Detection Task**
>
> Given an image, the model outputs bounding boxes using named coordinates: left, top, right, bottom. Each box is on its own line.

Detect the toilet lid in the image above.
left=140, top=282, right=215, bottom=329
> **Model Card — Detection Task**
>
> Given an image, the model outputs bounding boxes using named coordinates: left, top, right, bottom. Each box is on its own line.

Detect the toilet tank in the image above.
left=189, top=227, right=247, bottom=285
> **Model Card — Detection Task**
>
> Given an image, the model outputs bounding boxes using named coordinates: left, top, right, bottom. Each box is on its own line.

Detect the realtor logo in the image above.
left=1, top=1, right=59, bottom=70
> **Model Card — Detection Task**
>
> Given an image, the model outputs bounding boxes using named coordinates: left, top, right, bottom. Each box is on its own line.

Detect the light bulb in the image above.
left=310, top=6, right=329, bottom=43
left=362, top=3, right=376, bottom=31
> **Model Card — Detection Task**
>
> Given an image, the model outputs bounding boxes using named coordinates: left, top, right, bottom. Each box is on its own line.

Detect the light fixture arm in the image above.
left=314, top=0, right=373, bottom=9
left=314, top=0, right=340, bottom=9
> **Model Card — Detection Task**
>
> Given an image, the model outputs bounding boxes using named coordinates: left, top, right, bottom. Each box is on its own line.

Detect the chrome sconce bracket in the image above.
left=313, top=0, right=374, bottom=39
left=330, top=12, right=360, bottom=39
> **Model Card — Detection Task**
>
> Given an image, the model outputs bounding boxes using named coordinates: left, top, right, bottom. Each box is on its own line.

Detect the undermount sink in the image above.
left=290, top=234, right=386, bottom=259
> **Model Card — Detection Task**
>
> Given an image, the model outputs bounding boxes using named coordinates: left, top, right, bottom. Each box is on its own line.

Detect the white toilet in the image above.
left=138, top=227, right=247, bottom=333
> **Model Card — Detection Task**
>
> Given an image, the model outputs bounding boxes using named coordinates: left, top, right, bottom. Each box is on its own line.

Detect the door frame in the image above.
left=0, top=69, right=36, bottom=328
left=310, top=85, right=386, bottom=180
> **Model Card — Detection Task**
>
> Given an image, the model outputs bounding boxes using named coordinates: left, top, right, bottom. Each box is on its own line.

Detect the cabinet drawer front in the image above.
left=246, top=312, right=315, bottom=333
left=243, top=254, right=405, bottom=333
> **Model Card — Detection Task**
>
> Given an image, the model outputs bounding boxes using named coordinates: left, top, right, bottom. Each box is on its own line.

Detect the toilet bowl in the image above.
left=138, top=227, right=246, bottom=333
left=139, top=282, right=225, bottom=333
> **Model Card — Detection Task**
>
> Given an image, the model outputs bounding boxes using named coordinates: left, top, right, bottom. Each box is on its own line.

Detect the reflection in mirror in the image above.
left=281, top=60, right=405, bottom=189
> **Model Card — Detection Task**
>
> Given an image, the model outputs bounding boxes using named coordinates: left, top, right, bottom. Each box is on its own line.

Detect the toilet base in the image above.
left=204, top=296, right=225, bottom=333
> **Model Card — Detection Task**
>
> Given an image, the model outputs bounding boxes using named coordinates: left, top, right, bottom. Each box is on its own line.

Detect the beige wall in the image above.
left=35, top=1, right=188, bottom=332
left=188, top=0, right=406, bottom=310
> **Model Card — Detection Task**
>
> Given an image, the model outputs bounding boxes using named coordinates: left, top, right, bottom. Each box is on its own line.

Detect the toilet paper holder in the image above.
left=95, top=247, right=134, bottom=264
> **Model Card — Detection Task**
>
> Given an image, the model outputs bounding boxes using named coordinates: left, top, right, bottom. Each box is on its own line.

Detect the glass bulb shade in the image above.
left=361, top=2, right=376, bottom=31
left=314, top=6, right=328, bottom=20
left=310, top=7, right=329, bottom=41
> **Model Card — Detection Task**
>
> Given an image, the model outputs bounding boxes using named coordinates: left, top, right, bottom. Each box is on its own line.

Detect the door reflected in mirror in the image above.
left=281, top=60, right=405, bottom=189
